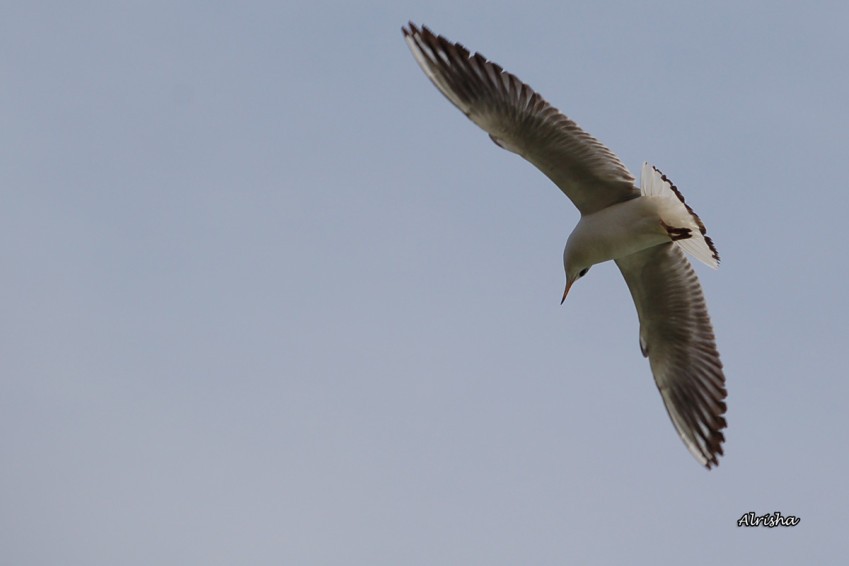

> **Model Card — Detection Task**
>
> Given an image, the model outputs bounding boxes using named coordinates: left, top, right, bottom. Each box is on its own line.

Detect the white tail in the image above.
left=641, top=162, right=720, bottom=269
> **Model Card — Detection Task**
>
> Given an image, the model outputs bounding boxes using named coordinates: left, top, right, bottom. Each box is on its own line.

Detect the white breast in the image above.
left=566, top=197, right=669, bottom=268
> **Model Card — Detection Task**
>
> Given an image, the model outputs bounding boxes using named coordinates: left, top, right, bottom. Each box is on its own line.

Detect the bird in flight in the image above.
left=402, top=23, right=727, bottom=468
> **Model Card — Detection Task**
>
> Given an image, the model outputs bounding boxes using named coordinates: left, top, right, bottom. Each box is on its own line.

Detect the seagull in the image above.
left=403, top=23, right=727, bottom=468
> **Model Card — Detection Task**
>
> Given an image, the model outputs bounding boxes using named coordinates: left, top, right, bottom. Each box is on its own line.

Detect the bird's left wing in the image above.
left=403, top=23, right=640, bottom=215
left=615, top=243, right=727, bottom=468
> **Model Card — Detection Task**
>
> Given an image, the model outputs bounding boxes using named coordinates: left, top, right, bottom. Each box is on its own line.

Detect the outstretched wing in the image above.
left=403, top=23, right=639, bottom=215
left=616, top=243, right=727, bottom=468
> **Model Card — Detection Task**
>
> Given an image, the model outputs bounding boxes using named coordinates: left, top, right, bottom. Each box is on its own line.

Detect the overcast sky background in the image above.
left=3, top=1, right=847, bottom=564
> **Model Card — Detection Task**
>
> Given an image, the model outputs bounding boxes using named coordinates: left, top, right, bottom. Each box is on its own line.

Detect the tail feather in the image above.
left=641, top=162, right=720, bottom=269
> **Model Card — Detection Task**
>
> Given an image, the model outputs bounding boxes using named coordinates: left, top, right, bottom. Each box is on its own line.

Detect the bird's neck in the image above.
left=566, top=198, right=669, bottom=267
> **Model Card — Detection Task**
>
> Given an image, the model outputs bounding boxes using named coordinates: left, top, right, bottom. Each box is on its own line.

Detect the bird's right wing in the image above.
left=615, top=243, right=727, bottom=468
left=403, top=23, right=640, bottom=215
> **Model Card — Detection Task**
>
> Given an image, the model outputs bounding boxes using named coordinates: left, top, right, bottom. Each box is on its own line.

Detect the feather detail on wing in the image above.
left=403, top=23, right=640, bottom=215
left=615, top=243, right=727, bottom=468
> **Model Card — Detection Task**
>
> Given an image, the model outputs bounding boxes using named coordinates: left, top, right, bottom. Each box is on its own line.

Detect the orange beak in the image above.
left=561, top=279, right=573, bottom=305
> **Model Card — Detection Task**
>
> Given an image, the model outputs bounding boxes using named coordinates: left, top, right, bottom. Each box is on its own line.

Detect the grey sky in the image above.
left=3, top=1, right=847, bottom=564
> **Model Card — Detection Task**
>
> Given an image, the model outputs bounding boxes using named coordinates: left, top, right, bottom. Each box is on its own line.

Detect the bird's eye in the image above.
left=579, top=268, right=589, bottom=277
